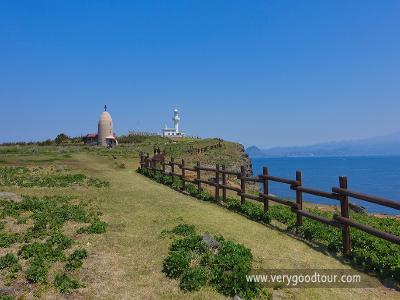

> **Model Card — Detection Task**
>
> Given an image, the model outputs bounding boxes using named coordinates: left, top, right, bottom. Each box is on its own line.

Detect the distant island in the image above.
left=247, top=131, right=400, bottom=157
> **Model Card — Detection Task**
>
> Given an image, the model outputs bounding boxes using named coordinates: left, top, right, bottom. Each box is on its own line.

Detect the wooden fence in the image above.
left=139, top=153, right=400, bottom=254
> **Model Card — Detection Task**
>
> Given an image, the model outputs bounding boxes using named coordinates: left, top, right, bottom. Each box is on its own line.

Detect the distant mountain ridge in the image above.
left=247, top=132, right=400, bottom=157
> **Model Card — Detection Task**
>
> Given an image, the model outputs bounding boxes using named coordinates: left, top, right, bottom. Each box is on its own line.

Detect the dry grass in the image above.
left=0, top=151, right=399, bottom=299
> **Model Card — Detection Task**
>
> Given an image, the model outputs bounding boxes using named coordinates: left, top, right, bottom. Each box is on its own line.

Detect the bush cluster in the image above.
left=54, top=273, right=83, bottom=293
left=138, top=168, right=265, bottom=219
left=0, top=253, right=21, bottom=277
left=0, top=195, right=106, bottom=293
left=162, top=224, right=270, bottom=299
left=65, top=248, right=88, bottom=271
left=224, top=197, right=270, bottom=224
left=267, top=205, right=400, bottom=280
left=77, top=219, right=108, bottom=234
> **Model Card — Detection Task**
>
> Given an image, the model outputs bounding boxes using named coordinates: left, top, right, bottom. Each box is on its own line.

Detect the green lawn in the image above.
left=0, top=151, right=399, bottom=299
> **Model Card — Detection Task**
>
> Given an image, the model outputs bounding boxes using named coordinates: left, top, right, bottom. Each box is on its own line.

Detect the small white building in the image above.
left=162, top=109, right=185, bottom=137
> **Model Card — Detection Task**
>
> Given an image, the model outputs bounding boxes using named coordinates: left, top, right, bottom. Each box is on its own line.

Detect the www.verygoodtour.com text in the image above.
left=247, top=269, right=379, bottom=288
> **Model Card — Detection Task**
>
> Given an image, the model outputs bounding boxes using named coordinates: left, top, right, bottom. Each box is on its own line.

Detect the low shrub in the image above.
left=170, top=224, right=196, bottom=236
left=77, top=219, right=107, bottom=234
left=162, top=249, right=192, bottom=279
left=267, top=205, right=296, bottom=226
left=0, top=195, right=107, bottom=288
left=210, top=237, right=263, bottom=299
left=180, top=266, right=210, bottom=291
left=65, top=248, right=87, bottom=271
left=0, top=253, right=19, bottom=270
left=199, top=191, right=214, bottom=202
left=162, top=224, right=268, bottom=299
left=224, top=197, right=270, bottom=224
left=185, top=184, right=199, bottom=197
left=0, top=233, right=19, bottom=248
left=27, top=257, right=49, bottom=283
left=267, top=205, right=400, bottom=280
left=87, top=178, right=110, bottom=188
left=19, top=241, right=65, bottom=262
left=47, top=231, right=73, bottom=250
left=172, top=178, right=184, bottom=190
left=54, top=273, right=82, bottom=293
left=170, top=234, right=205, bottom=252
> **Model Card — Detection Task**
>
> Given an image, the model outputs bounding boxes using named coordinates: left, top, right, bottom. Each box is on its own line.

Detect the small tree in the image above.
left=55, top=133, right=70, bottom=145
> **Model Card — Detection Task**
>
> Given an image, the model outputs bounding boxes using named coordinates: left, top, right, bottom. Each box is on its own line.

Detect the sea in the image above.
left=251, top=156, right=400, bottom=215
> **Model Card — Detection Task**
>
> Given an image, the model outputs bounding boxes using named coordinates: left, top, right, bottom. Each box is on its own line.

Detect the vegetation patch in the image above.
left=0, top=166, right=109, bottom=188
left=77, top=219, right=108, bottom=234
left=0, top=195, right=106, bottom=296
left=138, top=169, right=270, bottom=224
left=54, top=273, right=83, bottom=293
left=0, top=232, right=19, bottom=248
left=65, top=248, right=88, bottom=271
left=0, top=253, right=21, bottom=280
left=267, top=205, right=400, bottom=280
left=162, top=224, right=271, bottom=299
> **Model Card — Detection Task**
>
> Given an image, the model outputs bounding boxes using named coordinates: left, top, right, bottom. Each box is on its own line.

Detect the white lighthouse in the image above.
left=173, top=108, right=180, bottom=133
left=162, top=108, right=185, bottom=137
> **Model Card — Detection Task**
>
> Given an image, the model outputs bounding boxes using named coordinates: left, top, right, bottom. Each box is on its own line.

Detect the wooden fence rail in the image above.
left=139, top=152, right=400, bottom=254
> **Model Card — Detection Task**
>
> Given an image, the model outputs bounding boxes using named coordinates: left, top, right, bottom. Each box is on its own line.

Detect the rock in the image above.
left=233, top=295, right=243, bottom=300
left=0, top=192, right=22, bottom=202
left=349, top=202, right=366, bottom=213
left=55, top=165, right=65, bottom=172
left=202, top=234, right=220, bottom=253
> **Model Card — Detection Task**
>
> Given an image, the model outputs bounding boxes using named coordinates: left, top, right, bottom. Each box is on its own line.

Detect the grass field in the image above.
left=0, top=149, right=399, bottom=299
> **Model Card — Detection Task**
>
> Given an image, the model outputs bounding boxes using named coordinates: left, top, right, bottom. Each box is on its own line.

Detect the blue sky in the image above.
left=0, top=0, right=399, bottom=148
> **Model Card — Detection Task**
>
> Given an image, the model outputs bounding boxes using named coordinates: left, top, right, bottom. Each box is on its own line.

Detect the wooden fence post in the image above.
left=262, top=167, right=269, bottom=212
left=140, top=152, right=144, bottom=169
left=145, top=153, right=150, bottom=168
left=171, top=158, right=175, bottom=183
left=295, top=171, right=303, bottom=226
left=222, top=165, right=227, bottom=202
left=181, top=159, right=185, bottom=190
left=240, top=166, right=246, bottom=205
left=196, top=161, right=201, bottom=192
left=215, top=164, right=220, bottom=201
left=339, top=176, right=351, bottom=255
left=162, top=158, right=166, bottom=175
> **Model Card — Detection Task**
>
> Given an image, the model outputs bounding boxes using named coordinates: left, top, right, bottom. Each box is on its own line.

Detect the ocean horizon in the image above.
left=251, top=155, right=400, bottom=215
